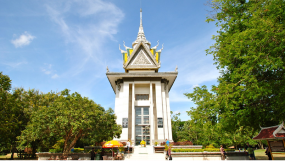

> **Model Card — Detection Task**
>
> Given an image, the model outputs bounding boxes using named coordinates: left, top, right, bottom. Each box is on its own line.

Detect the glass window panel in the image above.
left=143, top=116, right=149, bottom=124
left=135, top=126, right=141, bottom=133
left=122, top=118, right=128, bottom=128
left=158, top=118, right=163, bottom=128
left=135, top=108, right=141, bottom=115
left=143, top=108, right=149, bottom=115
left=143, top=126, right=150, bottom=135
left=135, top=118, right=141, bottom=124
left=136, top=94, right=149, bottom=100
left=135, top=136, right=142, bottom=146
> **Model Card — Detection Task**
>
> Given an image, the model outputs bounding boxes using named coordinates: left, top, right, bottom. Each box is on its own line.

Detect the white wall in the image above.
left=114, top=82, right=129, bottom=140
left=114, top=80, right=173, bottom=143
left=134, top=84, right=150, bottom=95
left=155, top=82, right=164, bottom=141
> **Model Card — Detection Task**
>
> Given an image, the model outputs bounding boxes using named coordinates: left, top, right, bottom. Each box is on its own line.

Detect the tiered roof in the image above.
left=253, top=122, right=285, bottom=140
left=119, top=9, right=164, bottom=73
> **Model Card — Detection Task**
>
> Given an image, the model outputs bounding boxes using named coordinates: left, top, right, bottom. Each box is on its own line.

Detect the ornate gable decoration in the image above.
left=132, top=50, right=151, bottom=65
left=124, top=42, right=159, bottom=71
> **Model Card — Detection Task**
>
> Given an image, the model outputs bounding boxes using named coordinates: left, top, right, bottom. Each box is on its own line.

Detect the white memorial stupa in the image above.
left=106, top=9, right=178, bottom=146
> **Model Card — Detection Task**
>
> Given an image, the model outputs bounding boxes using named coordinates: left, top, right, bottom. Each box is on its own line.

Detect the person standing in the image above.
left=100, top=149, right=105, bottom=160
left=220, top=145, right=226, bottom=160
left=90, top=148, right=96, bottom=160
left=127, top=140, right=131, bottom=154
left=247, top=146, right=254, bottom=160
left=168, top=146, right=172, bottom=160
left=166, top=139, right=170, bottom=146
left=245, top=142, right=256, bottom=160
left=265, top=147, right=272, bottom=160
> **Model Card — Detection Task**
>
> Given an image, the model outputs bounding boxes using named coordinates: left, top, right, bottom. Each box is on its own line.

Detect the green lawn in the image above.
left=254, top=149, right=285, bottom=160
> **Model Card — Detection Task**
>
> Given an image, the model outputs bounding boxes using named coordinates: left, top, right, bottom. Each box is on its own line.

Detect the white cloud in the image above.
left=41, top=63, right=59, bottom=79
left=1, top=61, right=27, bottom=68
left=45, top=0, right=124, bottom=76
left=191, top=84, right=200, bottom=89
left=162, top=30, right=220, bottom=88
left=169, top=90, right=192, bottom=102
left=51, top=74, right=59, bottom=79
left=11, top=31, right=35, bottom=48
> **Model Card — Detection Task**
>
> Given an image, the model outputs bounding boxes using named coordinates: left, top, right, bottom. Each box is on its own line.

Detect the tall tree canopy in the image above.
left=19, top=89, right=122, bottom=154
left=184, top=86, right=258, bottom=148
left=1, top=72, right=122, bottom=156
left=206, top=0, right=285, bottom=130
left=0, top=72, right=31, bottom=159
left=178, top=0, right=285, bottom=148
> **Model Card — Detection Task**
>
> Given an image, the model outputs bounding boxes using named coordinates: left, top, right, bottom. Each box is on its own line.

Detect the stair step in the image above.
left=124, top=146, right=165, bottom=160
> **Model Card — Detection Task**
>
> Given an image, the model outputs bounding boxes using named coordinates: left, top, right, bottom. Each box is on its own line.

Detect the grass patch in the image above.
left=254, top=149, right=285, bottom=160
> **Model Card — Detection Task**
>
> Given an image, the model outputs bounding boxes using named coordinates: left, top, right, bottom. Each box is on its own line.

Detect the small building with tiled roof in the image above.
left=253, top=122, right=285, bottom=140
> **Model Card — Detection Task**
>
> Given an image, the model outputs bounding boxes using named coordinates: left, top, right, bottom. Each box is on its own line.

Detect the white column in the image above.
left=131, top=83, right=135, bottom=145
left=161, top=83, right=169, bottom=140
left=156, top=82, right=164, bottom=141
left=166, top=84, right=173, bottom=141
left=149, top=83, right=154, bottom=145
left=114, top=83, right=120, bottom=126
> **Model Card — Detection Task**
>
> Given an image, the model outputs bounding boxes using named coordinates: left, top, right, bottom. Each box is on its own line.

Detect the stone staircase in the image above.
left=124, top=146, right=165, bottom=160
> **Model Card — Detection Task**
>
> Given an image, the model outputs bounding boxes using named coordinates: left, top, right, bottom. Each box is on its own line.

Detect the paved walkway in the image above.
left=124, top=146, right=165, bottom=160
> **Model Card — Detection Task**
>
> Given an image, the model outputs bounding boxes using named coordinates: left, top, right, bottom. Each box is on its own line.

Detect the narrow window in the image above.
left=158, top=118, right=163, bottom=128
left=122, top=118, right=128, bottom=128
left=135, top=94, right=149, bottom=100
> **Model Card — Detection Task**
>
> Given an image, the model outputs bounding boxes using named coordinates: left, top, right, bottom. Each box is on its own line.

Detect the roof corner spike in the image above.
left=152, top=40, right=159, bottom=49
left=123, top=41, right=131, bottom=50
left=157, top=43, right=164, bottom=52
left=119, top=44, right=126, bottom=54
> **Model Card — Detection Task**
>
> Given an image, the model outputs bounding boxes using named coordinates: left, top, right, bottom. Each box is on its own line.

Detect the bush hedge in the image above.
left=161, top=141, right=193, bottom=146
left=171, top=148, right=235, bottom=152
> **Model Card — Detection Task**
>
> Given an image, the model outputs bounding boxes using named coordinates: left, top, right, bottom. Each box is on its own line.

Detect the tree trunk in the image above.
left=259, top=140, right=264, bottom=149
left=63, top=129, right=83, bottom=154
left=10, top=145, right=16, bottom=160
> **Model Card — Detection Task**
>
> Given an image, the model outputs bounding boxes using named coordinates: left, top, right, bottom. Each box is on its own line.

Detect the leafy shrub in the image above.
left=49, top=148, right=63, bottom=153
left=225, top=149, right=235, bottom=152
left=164, top=144, right=169, bottom=151
left=94, top=141, right=107, bottom=146
left=154, top=141, right=158, bottom=146
left=205, top=144, right=215, bottom=149
left=171, top=148, right=235, bottom=152
left=173, top=141, right=193, bottom=145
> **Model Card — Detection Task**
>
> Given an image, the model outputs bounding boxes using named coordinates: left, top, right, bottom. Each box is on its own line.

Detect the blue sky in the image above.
left=0, top=0, right=220, bottom=121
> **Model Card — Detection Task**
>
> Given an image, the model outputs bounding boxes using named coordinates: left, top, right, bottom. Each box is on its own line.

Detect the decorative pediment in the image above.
left=124, top=42, right=160, bottom=71
left=132, top=50, right=152, bottom=65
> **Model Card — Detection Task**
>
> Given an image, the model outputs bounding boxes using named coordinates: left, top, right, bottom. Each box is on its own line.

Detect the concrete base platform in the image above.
left=124, top=146, right=164, bottom=160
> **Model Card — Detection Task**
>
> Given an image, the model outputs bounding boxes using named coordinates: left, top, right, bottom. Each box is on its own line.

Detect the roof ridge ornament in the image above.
left=132, top=8, right=151, bottom=48
left=119, top=44, right=127, bottom=53
left=151, top=40, right=159, bottom=49
left=123, top=41, right=131, bottom=50
left=157, top=44, right=164, bottom=52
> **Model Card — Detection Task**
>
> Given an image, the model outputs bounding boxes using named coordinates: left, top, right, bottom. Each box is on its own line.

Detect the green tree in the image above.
left=184, top=85, right=220, bottom=147
left=206, top=0, right=285, bottom=130
left=184, top=85, right=259, bottom=148
left=19, top=89, right=121, bottom=154
left=170, top=111, right=186, bottom=142
left=0, top=72, right=29, bottom=159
